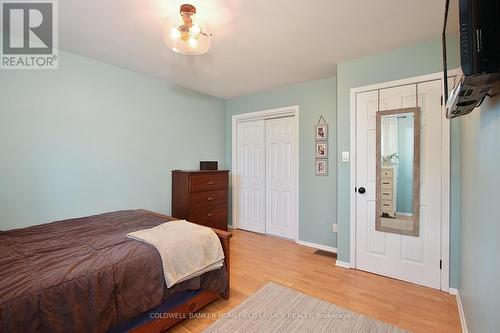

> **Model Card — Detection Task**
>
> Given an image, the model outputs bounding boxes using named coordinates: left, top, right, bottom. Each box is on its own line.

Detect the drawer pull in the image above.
left=207, top=213, right=214, bottom=217
left=208, top=181, right=215, bottom=185
left=207, top=197, right=214, bottom=201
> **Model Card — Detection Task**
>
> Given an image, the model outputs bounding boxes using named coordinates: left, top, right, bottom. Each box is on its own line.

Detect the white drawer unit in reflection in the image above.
left=380, top=165, right=397, bottom=217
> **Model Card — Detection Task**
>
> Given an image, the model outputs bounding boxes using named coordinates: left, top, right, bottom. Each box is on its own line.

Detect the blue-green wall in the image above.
left=224, top=78, right=337, bottom=248
left=396, top=116, right=414, bottom=214
left=0, top=51, right=226, bottom=230
left=458, top=86, right=500, bottom=332
left=336, top=37, right=461, bottom=288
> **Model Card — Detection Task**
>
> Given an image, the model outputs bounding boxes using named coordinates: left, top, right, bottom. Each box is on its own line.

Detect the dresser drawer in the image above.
left=381, top=189, right=393, bottom=200
left=381, top=200, right=394, bottom=214
left=381, top=178, right=393, bottom=189
left=189, top=173, right=228, bottom=192
left=190, top=190, right=227, bottom=209
left=203, top=219, right=227, bottom=231
left=188, top=205, right=228, bottom=230
left=381, top=169, right=394, bottom=179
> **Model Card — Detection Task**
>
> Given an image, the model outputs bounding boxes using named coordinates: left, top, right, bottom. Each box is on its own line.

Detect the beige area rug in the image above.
left=203, top=282, right=409, bottom=333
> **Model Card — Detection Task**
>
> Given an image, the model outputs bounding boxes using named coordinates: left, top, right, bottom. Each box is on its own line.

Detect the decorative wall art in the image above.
left=315, top=115, right=329, bottom=176
left=316, top=159, right=328, bottom=176
left=316, top=142, right=328, bottom=158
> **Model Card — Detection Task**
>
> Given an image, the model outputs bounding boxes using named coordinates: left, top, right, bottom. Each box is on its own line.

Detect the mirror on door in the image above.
left=376, top=107, right=420, bottom=236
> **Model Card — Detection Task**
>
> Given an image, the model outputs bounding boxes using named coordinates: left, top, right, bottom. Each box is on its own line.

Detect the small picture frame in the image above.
left=316, top=142, right=328, bottom=158
left=315, top=159, right=328, bottom=176
left=315, top=124, right=328, bottom=141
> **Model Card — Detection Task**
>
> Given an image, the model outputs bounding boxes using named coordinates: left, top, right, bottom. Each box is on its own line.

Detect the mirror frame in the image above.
left=375, top=107, right=421, bottom=236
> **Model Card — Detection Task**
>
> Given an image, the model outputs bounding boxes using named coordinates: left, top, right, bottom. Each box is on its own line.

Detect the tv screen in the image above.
left=442, top=0, right=460, bottom=104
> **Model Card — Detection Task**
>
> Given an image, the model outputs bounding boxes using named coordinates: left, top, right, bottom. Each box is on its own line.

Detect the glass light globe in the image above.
left=164, top=9, right=211, bottom=55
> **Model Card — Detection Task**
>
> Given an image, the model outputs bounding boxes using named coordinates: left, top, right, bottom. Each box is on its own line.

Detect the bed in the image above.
left=0, top=209, right=232, bottom=333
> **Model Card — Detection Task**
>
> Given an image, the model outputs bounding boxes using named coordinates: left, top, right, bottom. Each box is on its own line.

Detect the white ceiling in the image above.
left=59, top=0, right=455, bottom=98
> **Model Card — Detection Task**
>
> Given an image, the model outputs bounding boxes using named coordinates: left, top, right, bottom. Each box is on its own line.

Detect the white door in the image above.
left=236, top=120, right=266, bottom=233
left=265, top=117, right=297, bottom=240
left=355, top=80, right=443, bottom=289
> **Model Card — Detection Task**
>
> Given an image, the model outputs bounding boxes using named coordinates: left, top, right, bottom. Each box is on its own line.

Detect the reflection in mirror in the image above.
left=376, top=108, right=420, bottom=237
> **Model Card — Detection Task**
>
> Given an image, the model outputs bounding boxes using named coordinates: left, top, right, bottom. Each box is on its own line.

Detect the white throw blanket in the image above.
left=127, top=220, right=224, bottom=288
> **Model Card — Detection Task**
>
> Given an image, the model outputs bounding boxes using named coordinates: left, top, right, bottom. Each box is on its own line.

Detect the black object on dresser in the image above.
left=200, top=161, right=218, bottom=170
left=172, top=170, right=229, bottom=231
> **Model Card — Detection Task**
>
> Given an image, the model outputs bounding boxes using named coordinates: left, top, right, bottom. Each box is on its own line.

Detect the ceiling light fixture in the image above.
left=164, top=4, right=211, bottom=55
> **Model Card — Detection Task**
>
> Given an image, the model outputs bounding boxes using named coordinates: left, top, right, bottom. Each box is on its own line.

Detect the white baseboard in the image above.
left=297, top=240, right=337, bottom=253
left=335, top=260, right=351, bottom=269
left=448, top=287, right=458, bottom=295
left=455, top=290, right=468, bottom=333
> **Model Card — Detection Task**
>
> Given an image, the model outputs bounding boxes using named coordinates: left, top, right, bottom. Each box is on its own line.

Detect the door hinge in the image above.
left=441, top=95, right=443, bottom=105
left=440, top=260, right=442, bottom=270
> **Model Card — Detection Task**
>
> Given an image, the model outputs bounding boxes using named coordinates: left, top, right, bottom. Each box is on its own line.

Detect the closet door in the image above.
left=236, top=120, right=266, bottom=233
left=265, top=117, right=297, bottom=240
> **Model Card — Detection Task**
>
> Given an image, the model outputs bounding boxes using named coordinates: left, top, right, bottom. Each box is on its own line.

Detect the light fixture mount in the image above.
left=179, top=4, right=195, bottom=32
left=164, top=4, right=211, bottom=55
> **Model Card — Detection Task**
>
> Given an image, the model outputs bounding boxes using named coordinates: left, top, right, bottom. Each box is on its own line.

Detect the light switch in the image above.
left=342, top=151, right=350, bottom=162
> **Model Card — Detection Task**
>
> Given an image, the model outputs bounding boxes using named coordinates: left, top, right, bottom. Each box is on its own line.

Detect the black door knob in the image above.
left=358, top=187, right=366, bottom=194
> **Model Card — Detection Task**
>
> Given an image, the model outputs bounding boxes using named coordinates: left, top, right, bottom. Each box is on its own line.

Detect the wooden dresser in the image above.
left=172, top=170, right=229, bottom=231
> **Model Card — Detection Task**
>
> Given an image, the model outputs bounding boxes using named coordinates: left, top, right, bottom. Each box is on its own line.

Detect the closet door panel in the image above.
left=236, top=120, right=266, bottom=233
left=265, top=117, right=296, bottom=240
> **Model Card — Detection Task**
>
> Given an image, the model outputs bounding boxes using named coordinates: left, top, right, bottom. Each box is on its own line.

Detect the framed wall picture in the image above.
left=315, top=124, right=328, bottom=141
left=316, top=142, right=328, bottom=158
left=315, top=159, right=328, bottom=176
left=315, top=115, right=329, bottom=176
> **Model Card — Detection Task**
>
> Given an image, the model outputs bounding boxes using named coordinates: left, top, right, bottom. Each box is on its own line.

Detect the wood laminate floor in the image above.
left=171, top=229, right=461, bottom=333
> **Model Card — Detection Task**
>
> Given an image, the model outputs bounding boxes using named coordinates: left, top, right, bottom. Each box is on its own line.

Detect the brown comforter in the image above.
left=0, top=210, right=228, bottom=333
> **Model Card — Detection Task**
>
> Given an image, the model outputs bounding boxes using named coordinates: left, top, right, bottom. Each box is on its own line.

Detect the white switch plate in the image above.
left=332, top=224, right=338, bottom=233
left=342, top=151, right=350, bottom=162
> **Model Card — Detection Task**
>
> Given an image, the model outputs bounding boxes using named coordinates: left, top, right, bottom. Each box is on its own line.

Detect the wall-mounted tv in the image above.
left=443, top=0, right=500, bottom=118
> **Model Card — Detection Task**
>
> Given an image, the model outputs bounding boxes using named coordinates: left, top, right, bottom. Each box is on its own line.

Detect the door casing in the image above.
left=349, top=70, right=458, bottom=292
left=231, top=105, right=300, bottom=242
